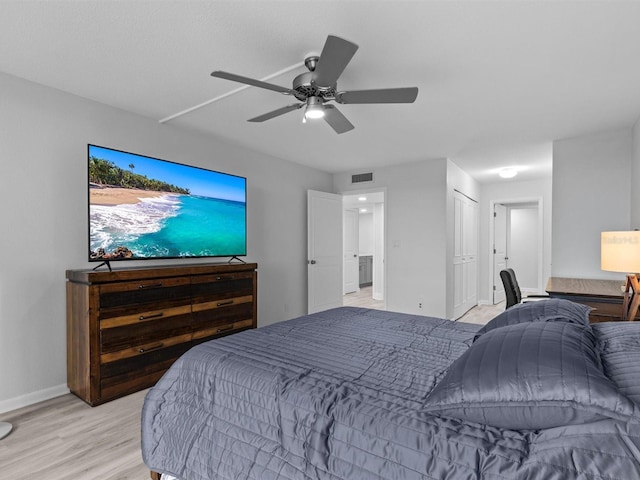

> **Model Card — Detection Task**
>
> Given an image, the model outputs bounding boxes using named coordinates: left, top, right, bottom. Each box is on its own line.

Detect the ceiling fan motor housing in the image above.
left=292, top=70, right=337, bottom=102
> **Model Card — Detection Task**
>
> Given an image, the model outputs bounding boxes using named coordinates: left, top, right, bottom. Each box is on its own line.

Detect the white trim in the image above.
left=0, top=384, right=69, bottom=414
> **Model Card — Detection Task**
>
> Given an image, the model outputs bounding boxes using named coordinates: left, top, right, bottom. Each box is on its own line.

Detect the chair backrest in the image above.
left=500, top=268, right=522, bottom=308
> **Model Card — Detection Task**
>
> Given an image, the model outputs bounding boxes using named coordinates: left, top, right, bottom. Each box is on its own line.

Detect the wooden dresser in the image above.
left=66, top=262, right=257, bottom=406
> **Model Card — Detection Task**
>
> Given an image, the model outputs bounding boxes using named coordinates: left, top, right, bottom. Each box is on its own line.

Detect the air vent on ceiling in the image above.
left=351, top=172, right=374, bottom=184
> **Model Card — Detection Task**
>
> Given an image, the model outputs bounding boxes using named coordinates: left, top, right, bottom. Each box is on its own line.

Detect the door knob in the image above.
left=309, top=260, right=317, bottom=264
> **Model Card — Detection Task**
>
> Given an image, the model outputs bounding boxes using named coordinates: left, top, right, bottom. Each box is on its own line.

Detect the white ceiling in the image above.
left=2, top=1, right=640, bottom=182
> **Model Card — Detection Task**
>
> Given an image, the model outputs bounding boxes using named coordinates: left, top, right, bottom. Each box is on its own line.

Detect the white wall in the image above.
left=0, top=72, right=332, bottom=411
left=552, top=128, right=632, bottom=279
left=334, top=159, right=448, bottom=317
left=478, top=178, right=552, bottom=304
left=632, top=117, right=640, bottom=228
left=358, top=213, right=374, bottom=255
left=509, top=206, right=539, bottom=289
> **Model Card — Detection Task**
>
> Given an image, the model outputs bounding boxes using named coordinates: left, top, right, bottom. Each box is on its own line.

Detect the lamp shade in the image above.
left=601, top=231, right=640, bottom=273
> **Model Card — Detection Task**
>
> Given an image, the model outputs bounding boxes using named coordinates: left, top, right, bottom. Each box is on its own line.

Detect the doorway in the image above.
left=490, top=198, right=544, bottom=304
left=342, top=190, right=386, bottom=310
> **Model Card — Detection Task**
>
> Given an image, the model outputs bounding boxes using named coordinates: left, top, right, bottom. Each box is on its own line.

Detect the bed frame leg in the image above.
left=150, top=471, right=161, bottom=480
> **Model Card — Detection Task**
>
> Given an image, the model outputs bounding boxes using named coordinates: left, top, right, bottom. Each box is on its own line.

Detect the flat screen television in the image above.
left=88, top=144, right=246, bottom=264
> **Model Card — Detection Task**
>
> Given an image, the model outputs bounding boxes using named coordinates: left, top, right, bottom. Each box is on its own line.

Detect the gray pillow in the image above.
left=593, top=322, right=640, bottom=407
left=473, top=298, right=591, bottom=341
left=425, top=321, right=639, bottom=430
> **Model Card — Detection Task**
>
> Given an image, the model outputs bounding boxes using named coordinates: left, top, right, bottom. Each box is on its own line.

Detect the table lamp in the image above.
left=601, top=231, right=640, bottom=321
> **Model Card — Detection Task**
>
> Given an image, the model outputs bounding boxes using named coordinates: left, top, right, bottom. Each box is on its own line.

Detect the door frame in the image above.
left=337, top=187, right=388, bottom=310
left=488, top=196, right=544, bottom=301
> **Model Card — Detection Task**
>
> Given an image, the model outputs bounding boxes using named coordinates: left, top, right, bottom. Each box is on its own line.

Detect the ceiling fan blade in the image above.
left=312, top=35, right=359, bottom=87
left=248, top=103, right=302, bottom=122
left=211, top=71, right=294, bottom=95
left=336, top=87, right=419, bottom=104
left=323, top=105, right=355, bottom=134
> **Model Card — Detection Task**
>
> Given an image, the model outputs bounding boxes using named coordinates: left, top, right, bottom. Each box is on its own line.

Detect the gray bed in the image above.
left=142, top=302, right=640, bottom=479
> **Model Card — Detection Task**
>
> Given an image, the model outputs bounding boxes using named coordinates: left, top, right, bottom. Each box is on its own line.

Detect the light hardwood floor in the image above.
left=0, top=299, right=503, bottom=479
left=344, top=287, right=505, bottom=325
left=0, top=389, right=150, bottom=479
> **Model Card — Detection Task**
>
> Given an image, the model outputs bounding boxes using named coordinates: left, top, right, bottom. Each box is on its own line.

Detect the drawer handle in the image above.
left=217, top=300, right=234, bottom=307
left=216, top=325, right=234, bottom=333
left=139, top=312, right=164, bottom=321
left=138, top=343, right=164, bottom=353
left=138, top=283, right=163, bottom=289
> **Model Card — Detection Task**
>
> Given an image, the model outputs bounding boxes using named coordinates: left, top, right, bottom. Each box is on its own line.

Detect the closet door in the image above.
left=452, top=191, right=478, bottom=319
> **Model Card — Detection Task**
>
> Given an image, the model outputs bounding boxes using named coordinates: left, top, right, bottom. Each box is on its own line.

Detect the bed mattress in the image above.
left=142, top=306, right=640, bottom=479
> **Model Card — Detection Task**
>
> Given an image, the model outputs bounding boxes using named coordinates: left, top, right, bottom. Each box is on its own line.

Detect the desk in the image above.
left=545, top=277, right=633, bottom=322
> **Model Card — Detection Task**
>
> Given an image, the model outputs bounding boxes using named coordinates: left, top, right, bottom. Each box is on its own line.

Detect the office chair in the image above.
left=500, top=268, right=548, bottom=309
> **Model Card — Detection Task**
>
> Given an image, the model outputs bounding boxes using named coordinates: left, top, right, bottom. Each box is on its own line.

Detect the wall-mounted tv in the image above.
left=88, top=144, right=246, bottom=264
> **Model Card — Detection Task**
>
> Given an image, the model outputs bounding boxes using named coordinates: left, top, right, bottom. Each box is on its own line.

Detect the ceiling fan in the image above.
left=210, top=35, right=419, bottom=134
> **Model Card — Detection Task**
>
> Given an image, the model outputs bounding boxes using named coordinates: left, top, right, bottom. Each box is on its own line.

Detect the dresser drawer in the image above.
left=100, top=342, right=192, bottom=401
left=99, top=277, right=192, bottom=316
left=100, top=308, right=192, bottom=356
left=192, top=301, right=254, bottom=338
left=191, top=272, right=254, bottom=303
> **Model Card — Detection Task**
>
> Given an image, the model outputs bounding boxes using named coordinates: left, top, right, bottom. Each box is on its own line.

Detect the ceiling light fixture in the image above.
left=499, top=167, right=518, bottom=179
left=358, top=196, right=367, bottom=201
left=304, top=96, right=325, bottom=120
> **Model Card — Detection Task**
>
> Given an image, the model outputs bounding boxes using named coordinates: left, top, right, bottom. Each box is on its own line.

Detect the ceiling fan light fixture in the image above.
left=304, top=96, right=325, bottom=120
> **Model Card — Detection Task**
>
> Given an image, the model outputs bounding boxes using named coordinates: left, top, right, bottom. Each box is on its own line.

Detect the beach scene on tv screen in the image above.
left=89, top=145, right=246, bottom=260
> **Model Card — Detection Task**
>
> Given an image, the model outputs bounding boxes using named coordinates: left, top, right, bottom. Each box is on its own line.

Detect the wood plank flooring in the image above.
left=344, top=286, right=505, bottom=325
left=0, top=389, right=150, bottom=479
left=0, top=300, right=503, bottom=479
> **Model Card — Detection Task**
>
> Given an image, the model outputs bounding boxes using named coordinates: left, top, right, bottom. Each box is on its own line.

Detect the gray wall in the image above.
left=334, top=159, right=449, bottom=318
left=552, top=128, right=632, bottom=279
left=0, top=72, right=332, bottom=411
left=632, top=118, right=640, bottom=228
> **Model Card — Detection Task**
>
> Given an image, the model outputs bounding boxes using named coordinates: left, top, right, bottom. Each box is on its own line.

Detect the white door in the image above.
left=452, top=191, right=478, bottom=319
left=308, top=190, right=343, bottom=314
left=463, top=197, right=478, bottom=307
left=493, top=203, right=507, bottom=304
left=343, top=208, right=359, bottom=294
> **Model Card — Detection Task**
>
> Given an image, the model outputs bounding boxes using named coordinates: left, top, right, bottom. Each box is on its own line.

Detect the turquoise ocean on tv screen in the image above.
left=90, top=194, right=246, bottom=258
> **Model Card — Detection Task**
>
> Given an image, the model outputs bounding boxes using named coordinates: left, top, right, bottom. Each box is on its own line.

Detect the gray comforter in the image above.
left=142, top=306, right=640, bottom=479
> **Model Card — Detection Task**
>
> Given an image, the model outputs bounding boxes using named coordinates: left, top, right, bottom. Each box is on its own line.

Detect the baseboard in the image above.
left=0, top=384, right=69, bottom=414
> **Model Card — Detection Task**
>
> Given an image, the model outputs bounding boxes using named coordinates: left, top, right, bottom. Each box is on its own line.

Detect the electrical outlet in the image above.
left=418, top=302, right=423, bottom=309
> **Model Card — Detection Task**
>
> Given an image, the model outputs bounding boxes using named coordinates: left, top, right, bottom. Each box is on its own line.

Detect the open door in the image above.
left=308, top=190, right=343, bottom=314
left=493, top=203, right=507, bottom=304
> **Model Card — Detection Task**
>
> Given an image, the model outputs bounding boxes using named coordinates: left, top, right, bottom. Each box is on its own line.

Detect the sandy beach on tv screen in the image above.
left=90, top=187, right=169, bottom=206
